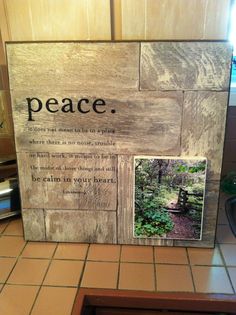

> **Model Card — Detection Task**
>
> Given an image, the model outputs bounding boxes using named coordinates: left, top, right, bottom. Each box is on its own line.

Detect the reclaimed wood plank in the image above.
left=22, top=208, right=46, bottom=241
left=140, top=42, right=232, bottom=91
left=117, top=155, right=174, bottom=246
left=45, top=210, right=117, bottom=243
left=7, top=42, right=139, bottom=91
left=10, top=90, right=182, bottom=155
left=182, top=91, right=228, bottom=181
left=17, top=152, right=117, bottom=211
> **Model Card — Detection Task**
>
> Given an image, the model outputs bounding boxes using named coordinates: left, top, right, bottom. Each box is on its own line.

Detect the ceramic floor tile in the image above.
left=216, top=225, right=236, bottom=244
left=0, top=236, right=26, bottom=257
left=81, top=261, right=118, bottom=289
left=7, top=258, right=50, bottom=285
left=220, top=244, right=236, bottom=266
left=119, top=263, right=155, bottom=291
left=54, top=243, right=88, bottom=260
left=0, top=221, right=9, bottom=234
left=31, top=286, right=77, bottom=315
left=22, top=242, right=57, bottom=258
left=227, top=267, right=236, bottom=292
left=188, top=247, right=223, bottom=265
left=0, top=257, right=16, bottom=282
left=0, top=284, right=39, bottom=315
left=121, top=245, right=153, bottom=263
left=87, top=244, right=120, bottom=261
left=43, top=260, right=84, bottom=286
left=192, top=266, right=233, bottom=294
left=3, top=218, right=23, bottom=236
left=156, top=265, right=194, bottom=292
left=154, top=247, right=188, bottom=264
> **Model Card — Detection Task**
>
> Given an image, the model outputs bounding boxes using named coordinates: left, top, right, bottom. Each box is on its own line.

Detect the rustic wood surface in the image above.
left=141, top=42, right=232, bottom=91
left=11, top=90, right=182, bottom=155
left=7, top=41, right=231, bottom=246
left=7, top=42, right=139, bottom=91
left=182, top=91, right=228, bottom=181
left=17, top=152, right=117, bottom=211
left=22, top=208, right=45, bottom=241
left=45, top=210, right=117, bottom=243
left=0, top=90, right=13, bottom=136
left=117, top=155, right=174, bottom=246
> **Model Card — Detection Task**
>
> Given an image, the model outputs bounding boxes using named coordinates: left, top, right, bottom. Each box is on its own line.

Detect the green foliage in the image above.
left=135, top=208, right=174, bottom=237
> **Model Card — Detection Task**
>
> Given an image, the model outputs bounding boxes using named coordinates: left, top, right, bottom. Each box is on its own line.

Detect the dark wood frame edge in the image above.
left=72, top=288, right=236, bottom=315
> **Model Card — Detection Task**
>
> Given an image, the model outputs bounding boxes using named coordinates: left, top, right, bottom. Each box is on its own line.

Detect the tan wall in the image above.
left=0, top=0, right=232, bottom=159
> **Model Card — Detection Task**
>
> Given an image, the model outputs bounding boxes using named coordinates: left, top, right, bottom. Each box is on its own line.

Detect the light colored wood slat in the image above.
left=45, top=210, right=117, bottom=243
left=7, top=42, right=139, bottom=91
left=4, top=0, right=33, bottom=41
left=17, top=152, right=117, bottom=211
left=0, top=0, right=11, bottom=60
left=112, top=0, right=122, bottom=40
left=117, top=155, right=174, bottom=246
left=204, top=0, right=231, bottom=39
left=120, top=0, right=231, bottom=40
left=121, top=0, right=146, bottom=40
left=87, top=0, right=111, bottom=40
left=140, top=42, right=232, bottom=91
left=174, top=181, right=219, bottom=248
left=0, top=90, right=13, bottom=136
left=182, top=91, right=228, bottom=181
left=10, top=90, right=182, bottom=156
left=4, top=0, right=111, bottom=41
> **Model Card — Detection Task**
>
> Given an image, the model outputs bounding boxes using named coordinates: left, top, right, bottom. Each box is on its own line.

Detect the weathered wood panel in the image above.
left=117, top=155, right=174, bottom=246
left=11, top=90, right=182, bottom=155
left=182, top=91, right=228, bottom=180
left=141, top=42, right=232, bottom=91
left=3, top=0, right=111, bottom=41
left=119, top=0, right=231, bottom=40
left=17, top=152, right=117, bottom=211
left=174, top=181, right=219, bottom=248
left=22, top=208, right=46, bottom=241
left=7, top=43, right=139, bottom=91
left=0, top=91, right=13, bottom=136
left=45, top=210, right=117, bottom=243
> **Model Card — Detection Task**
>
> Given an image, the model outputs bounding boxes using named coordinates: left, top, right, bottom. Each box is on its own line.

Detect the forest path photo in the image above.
left=134, top=157, right=207, bottom=241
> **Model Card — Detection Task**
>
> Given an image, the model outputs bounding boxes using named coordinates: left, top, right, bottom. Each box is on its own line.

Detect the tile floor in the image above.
left=0, top=194, right=236, bottom=315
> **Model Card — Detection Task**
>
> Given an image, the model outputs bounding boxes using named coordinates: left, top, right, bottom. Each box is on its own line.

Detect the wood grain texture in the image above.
left=10, top=90, right=182, bottom=155
left=4, top=0, right=111, bottom=41
left=117, top=155, right=174, bottom=246
left=22, top=208, right=46, bottom=241
left=174, top=181, right=219, bottom=248
left=182, top=91, right=228, bottom=181
left=7, top=42, right=139, bottom=91
left=45, top=210, right=117, bottom=243
left=140, top=42, right=232, bottom=91
left=17, top=152, right=117, bottom=211
left=0, top=90, right=13, bottom=136
left=119, top=0, right=231, bottom=40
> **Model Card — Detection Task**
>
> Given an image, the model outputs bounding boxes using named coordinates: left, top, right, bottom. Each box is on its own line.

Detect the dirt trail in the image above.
left=166, top=213, right=198, bottom=239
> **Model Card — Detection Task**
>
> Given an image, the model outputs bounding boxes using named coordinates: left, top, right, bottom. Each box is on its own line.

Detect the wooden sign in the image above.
left=7, top=41, right=232, bottom=247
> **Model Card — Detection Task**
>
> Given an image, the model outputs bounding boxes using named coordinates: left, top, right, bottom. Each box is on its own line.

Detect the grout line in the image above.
left=217, top=243, right=236, bottom=294
left=28, top=242, right=59, bottom=315
left=116, top=244, right=122, bottom=289
left=186, top=247, right=196, bottom=293
left=0, top=220, right=11, bottom=234
left=77, top=243, right=90, bottom=288
left=153, top=246, right=157, bottom=291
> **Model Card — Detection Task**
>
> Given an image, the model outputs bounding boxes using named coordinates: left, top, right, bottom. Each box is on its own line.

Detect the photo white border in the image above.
left=133, top=156, right=208, bottom=241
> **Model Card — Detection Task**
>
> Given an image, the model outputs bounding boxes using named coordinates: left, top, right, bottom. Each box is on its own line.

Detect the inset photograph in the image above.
left=134, top=157, right=207, bottom=240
